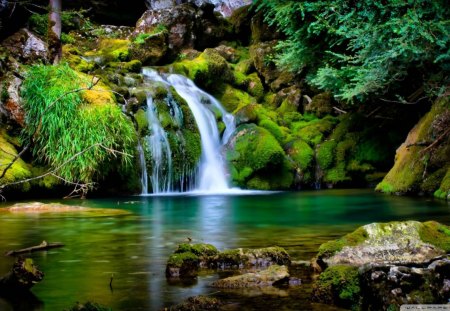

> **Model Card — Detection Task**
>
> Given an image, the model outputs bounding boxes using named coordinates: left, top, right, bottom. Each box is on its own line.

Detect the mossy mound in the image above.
left=0, top=130, right=33, bottom=190
left=312, top=265, right=361, bottom=310
left=226, top=124, right=293, bottom=189
left=172, top=48, right=234, bottom=91
left=286, top=139, right=316, bottom=184
left=214, top=84, right=256, bottom=113
left=376, top=97, right=450, bottom=198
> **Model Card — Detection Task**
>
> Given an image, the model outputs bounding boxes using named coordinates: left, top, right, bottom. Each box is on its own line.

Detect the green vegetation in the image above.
left=133, top=25, right=167, bottom=44
left=313, top=265, right=361, bottom=309
left=419, top=221, right=450, bottom=252
left=0, top=131, right=32, bottom=189
left=258, top=0, right=449, bottom=102
left=175, top=243, right=219, bottom=257
left=317, top=227, right=368, bottom=258
left=20, top=63, right=136, bottom=191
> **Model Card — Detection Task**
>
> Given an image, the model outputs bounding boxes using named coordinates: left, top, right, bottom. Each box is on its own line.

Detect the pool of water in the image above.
left=0, top=189, right=448, bottom=310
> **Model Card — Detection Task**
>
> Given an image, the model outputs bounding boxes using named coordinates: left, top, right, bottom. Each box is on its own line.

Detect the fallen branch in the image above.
left=5, top=240, right=64, bottom=257
left=333, top=106, right=347, bottom=114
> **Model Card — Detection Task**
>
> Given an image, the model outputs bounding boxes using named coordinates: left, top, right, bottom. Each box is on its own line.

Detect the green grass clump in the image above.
left=21, top=63, right=136, bottom=191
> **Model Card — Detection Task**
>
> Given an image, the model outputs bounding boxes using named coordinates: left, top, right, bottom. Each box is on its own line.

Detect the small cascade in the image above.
left=143, top=95, right=173, bottom=193
left=139, top=68, right=235, bottom=194
left=138, top=141, right=148, bottom=195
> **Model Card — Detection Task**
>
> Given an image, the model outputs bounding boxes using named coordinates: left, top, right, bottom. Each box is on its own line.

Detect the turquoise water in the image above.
left=0, top=189, right=448, bottom=310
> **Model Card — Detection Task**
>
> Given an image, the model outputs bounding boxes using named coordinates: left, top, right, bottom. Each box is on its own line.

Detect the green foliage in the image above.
left=258, top=0, right=450, bottom=102
left=29, top=9, right=93, bottom=37
left=314, top=265, right=361, bottom=308
left=133, top=25, right=168, bottom=44
left=21, top=64, right=135, bottom=189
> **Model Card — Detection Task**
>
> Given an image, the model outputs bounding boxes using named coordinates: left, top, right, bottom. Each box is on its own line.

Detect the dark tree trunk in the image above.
left=48, top=0, right=62, bottom=64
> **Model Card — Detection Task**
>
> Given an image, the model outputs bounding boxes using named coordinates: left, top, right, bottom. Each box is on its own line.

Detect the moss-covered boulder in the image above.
left=172, top=48, right=234, bottom=91
left=311, top=265, right=360, bottom=310
left=166, top=243, right=218, bottom=278
left=215, top=84, right=256, bottom=113
left=316, top=221, right=450, bottom=269
left=211, top=265, right=289, bottom=288
left=313, top=221, right=450, bottom=310
left=225, top=124, right=293, bottom=189
left=376, top=97, right=450, bottom=199
left=216, top=246, right=291, bottom=269
left=304, top=92, right=333, bottom=118
left=286, top=139, right=315, bottom=184
left=130, top=30, right=168, bottom=65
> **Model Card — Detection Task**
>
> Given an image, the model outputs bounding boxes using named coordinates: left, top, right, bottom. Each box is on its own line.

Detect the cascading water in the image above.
left=140, top=68, right=235, bottom=194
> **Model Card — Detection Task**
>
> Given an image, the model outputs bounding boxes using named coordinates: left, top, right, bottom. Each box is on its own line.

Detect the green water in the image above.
left=0, top=189, right=448, bottom=310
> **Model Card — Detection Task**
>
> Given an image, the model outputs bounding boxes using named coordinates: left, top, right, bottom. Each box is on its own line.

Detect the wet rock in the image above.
left=249, top=41, right=295, bottom=92
left=316, top=221, right=448, bottom=269
left=2, top=29, right=48, bottom=64
left=214, top=44, right=239, bottom=63
left=134, top=3, right=231, bottom=58
left=313, top=221, right=450, bottom=310
left=165, top=243, right=218, bottom=278
left=167, top=295, right=222, bottom=311
left=1, top=73, right=25, bottom=126
left=146, top=0, right=252, bottom=17
left=217, top=246, right=291, bottom=269
left=304, top=92, right=333, bottom=118
left=130, top=30, right=168, bottom=65
left=2, top=202, right=130, bottom=216
left=211, top=265, right=289, bottom=288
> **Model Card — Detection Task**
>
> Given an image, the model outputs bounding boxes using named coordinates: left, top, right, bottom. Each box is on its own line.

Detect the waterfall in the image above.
left=140, top=69, right=235, bottom=194
left=138, top=141, right=148, bottom=195
left=142, top=94, right=173, bottom=194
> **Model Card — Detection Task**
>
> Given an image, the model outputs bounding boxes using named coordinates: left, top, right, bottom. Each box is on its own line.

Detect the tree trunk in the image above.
left=48, top=0, right=62, bottom=64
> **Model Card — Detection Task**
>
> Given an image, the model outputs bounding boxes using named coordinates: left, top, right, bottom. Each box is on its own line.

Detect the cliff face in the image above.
left=376, top=97, right=450, bottom=200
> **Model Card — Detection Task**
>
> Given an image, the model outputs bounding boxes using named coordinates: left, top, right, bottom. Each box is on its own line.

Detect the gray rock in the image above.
left=146, top=0, right=252, bottom=17
left=2, top=29, right=48, bottom=64
left=211, top=265, right=289, bottom=288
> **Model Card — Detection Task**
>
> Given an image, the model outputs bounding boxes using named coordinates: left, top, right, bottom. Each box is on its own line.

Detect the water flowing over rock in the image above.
left=145, top=0, right=252, bottom=17
left=139, top=69, right=234, bottom=194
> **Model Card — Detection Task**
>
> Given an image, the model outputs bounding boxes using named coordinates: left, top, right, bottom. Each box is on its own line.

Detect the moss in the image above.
left=167, top=252, right=199, bottom=268
left=293, top=116, right=337, bottom=145
left=318, top=227, right=368, bottom=258
left=259, top=119, right=285, bottom=144
left=377, top=98, right=449, bottom=195
left=215, top=84, right=256, bottom=113
left=217, top=249, right=244, bottom=267
left=175, top=243, right=219, bottom=257
left=419, top=221, right=450, bottom=252
left=317, top=140, right=337, bottom=170
left=85, top=39, right=130, bottom=63
left=287, top=139, right=315, bottom=171
left=313, top=265, right=361, bottom=309
left=0, top=130, right=33, bottom=189
left=434, top=168, right=450, bottom=200
left=172, top=49, right=233, bottom=91
left=123, top=60, right=142, bottom=73
left=235, top=59, right=254, bottom=75
left=134, top=109, right=149, bottom=136
left=246, top=73, right=264, bottom=100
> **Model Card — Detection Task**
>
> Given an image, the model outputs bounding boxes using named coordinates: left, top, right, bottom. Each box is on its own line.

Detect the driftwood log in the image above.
left=5, top=241, right=64, bottom=256
left=0, top=257, right=44, bottom=292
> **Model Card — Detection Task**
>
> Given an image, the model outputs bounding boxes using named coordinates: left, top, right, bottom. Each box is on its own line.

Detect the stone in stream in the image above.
left=211, top=264, right=289, bottom=288
left=165, top=244, right=291, bottom=278
left=1, top=202, right=131, bottom=216
left=311, top=221, right=450, bottom=310
left=165, top=295, right=222, bottom=311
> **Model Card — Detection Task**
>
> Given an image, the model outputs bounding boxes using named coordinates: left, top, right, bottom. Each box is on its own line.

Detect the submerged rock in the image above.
left=211, top=264, right=289, bottom=288
left=166, top=295, right=222, bottom=311
left=312, top=221, right=450, bottom=310
left=217, top=246, right=291, bottom=269
left=2, top=202, right=131, bottom=216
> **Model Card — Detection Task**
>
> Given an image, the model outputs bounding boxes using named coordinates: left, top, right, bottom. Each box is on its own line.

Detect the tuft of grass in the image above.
left=20, top=63, right=136, bottom=190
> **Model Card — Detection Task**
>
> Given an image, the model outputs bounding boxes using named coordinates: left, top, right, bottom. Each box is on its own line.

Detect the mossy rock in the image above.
left=235, top=59, right=254, bottom=75
left=304, top=92, right=333, bottom=118
left=172, top=48, right=233, bottom=91
left=292, top=116, right=337, bottom=145
left=226, top=124, right=292, bottom=189
left=166, top=252, right=200, bottom=278
left=317, top=221, right=450, bottom=269
left=376, top=97, right=450, bottom=196
left=234, top=103, right=260, bottom=126
left=434, top=167, right=450, bottom=200
left=286, top=139, right=315, bottom=182
left=214, top=84, right=256, bottom=113
left=312, top=265, right=361, bottom=310
left=0, top=130, right=33, bottom=191
left=168, top=295, right=222, bottom=311
left=130, top=31, right=168, bottom=65
left=84, top=39, right=131, bottom=64
left=217, top=246, right=291, bottom=269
